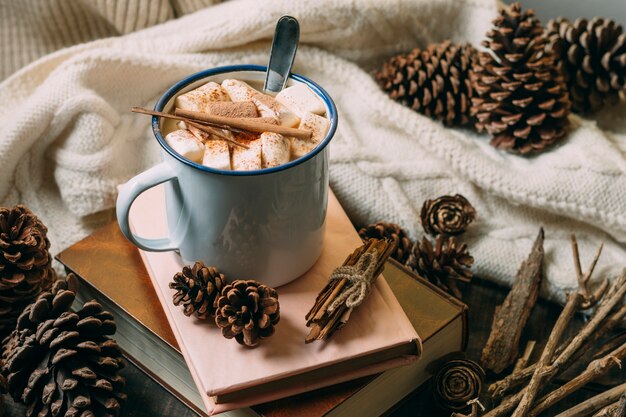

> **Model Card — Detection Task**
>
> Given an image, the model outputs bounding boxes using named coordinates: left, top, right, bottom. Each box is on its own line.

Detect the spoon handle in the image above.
left=264, top=16, right=300, bottom=93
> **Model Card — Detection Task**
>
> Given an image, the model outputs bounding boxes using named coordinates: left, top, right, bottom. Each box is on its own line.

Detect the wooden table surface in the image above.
left=2, top=278, right=615, bottom=417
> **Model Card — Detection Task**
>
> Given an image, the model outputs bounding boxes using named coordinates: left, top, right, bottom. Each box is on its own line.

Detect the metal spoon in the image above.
left=264, top=16, right=300, bottom=94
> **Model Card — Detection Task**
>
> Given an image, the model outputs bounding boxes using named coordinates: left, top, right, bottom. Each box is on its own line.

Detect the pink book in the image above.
left=129, top=185, right=421, bottom=415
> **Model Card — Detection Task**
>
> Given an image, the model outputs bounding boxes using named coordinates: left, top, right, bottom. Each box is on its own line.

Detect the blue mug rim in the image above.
left=153, top=64, right=338, bottom=176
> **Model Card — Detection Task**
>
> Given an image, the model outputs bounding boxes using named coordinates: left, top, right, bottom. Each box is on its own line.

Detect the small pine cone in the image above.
left=1, top=274, right=126, bottom=417
left=434, top=358, right=486, bottom=412
left=421, top=195, right=477, bottom=237
left=170, top=261, right=225, bottom=319
left=376, top=41, right=477, bottom=126
left=406, top=236, right=473, bottom=298
left=358, top=222, right=413, bottom=264
left=547, top=17, right=626, bottom=113
left=471, top=3, right=571, bottom=154
left=0, top=205, right=54, bottom=338
left=215, top=280, right=280, bottom=348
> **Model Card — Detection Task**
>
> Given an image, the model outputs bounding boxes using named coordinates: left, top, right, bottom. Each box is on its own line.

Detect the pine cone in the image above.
left=547, top=17, right=626, bottom=113
left=358, top=222, right=413, bottom=264
left=406, top=236, right=473, bottom=298
left=215, top=280, right=280, bottom=348
left=434, top=358, right=485, bottom=412
left=0, top=205, right=54, bottom=338
left=1, top=274, right=126, bottom=417
left=421, top=195, right=477, bottom=237
left=170, top=262, right=225, bottom=319
left=471, top=3, right=571, bottom=154
left=376, top=41, right=477, bottom=126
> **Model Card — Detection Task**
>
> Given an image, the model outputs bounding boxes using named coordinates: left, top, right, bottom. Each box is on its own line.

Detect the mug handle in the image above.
left=116, top=162, right=180, bottom=252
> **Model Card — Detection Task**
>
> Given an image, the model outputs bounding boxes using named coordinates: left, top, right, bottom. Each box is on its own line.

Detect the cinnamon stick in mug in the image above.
left=175, top=108, right=312, bottom=140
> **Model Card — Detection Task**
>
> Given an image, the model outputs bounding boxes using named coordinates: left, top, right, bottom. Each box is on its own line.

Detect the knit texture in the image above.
left=0, top=0, right=624, bottom=302
left=0, top=0, right=222, bottom=81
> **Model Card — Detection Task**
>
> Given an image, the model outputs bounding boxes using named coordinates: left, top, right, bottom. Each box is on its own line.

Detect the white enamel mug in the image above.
left=116, top=65, right=338, bottom=287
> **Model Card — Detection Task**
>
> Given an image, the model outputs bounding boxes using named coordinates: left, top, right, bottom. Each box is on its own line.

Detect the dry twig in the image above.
left=530, top=340, right=626, bottom=416
left=592, top=395, right=626, bottom=417
left=554, top=383, right=626, bottom=417
left=485, top=239, right=623, bottom=417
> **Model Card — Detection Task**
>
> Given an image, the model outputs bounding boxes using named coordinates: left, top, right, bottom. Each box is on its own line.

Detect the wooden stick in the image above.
left=592, top=396, right=626, bottom=417
left=530, top=340, right=626, bottom=416
left=481, top=228, right=544, bottom=374
left=554, top=383, right=626, bottom=417
left=511, top=291, right=581, bottom=417
left=514, top=340, right=537, bottom=374
left=175, top=108, right=312, bottom=140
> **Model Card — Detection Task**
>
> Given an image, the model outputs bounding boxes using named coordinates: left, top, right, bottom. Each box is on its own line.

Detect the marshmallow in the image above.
left=207, top=101, right=258, bottom=118
left=165, top=130, right=205, bottom=163
left=276, top=84, right=326, bottom=116
left=261, top=132, right=290, bottom=168
left=231, top=135, right=262, bottom=171
left=175, top=82, right=230, bottom=112
left=202, top=140, right=231, bottom=170
left=221, top=79, right=300, bottom=127
left=290, top=112, right=330, bottom=159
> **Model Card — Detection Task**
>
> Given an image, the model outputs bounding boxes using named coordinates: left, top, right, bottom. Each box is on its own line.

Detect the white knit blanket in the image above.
left=2, top=0, right=625, bottom=302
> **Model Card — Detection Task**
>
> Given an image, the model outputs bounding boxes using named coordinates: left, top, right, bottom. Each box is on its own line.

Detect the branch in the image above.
left=592, top=395, right=626, bottom=417
left=489, top=281, right=626, bottom=399
left=554, top=383, right=626, bottom=417
left=530, top=341, right=626, bottom=416
left=510, top=291, right=581, bottom=417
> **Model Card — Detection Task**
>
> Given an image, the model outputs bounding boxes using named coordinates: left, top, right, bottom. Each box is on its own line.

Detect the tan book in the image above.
left=57, top=212, right=466, bottom=417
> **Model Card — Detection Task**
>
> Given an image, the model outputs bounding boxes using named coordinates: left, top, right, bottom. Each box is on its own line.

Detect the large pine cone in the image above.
left=471, top=3, right=571, bottom=154
left=215, top=280, right=280, bottom=348
left=0, top=205, right=54, bottom=338
left=170, top=262, right=225, bottom=319
left=376, top=41, right=477, bottom=126
left=547, top=17, right=626, bottom=113
left=358, top=222, right=413, bottom=264
left=421, top=195, right=477, bottom=237
left=406, top=236, right=473, bottom=298
left=1, top=275, right=126, bottom=417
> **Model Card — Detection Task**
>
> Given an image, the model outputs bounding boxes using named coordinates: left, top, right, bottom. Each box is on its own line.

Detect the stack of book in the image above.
left=57, top=187, right=467, bottom=417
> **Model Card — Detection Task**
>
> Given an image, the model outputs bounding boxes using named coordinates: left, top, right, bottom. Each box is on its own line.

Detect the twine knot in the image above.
left=327, top=250, right=379, bottom=313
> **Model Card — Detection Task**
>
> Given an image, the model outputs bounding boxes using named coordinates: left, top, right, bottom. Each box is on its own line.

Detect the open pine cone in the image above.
left=358, top=222, right=413, bottom=264
left=471, top=3, right=571, bottom=154
left=170, top=261, right=225, bottom=319
left=215, top=280, right=280, bottom=348
left=406, top=236, right=473, bottom=299
left=1, top=274, right=126, bottom=417
left=421, top=195, right=477, bottom=237
left=547, top=17, right=626, bottom=113
left=434, top=358, right=486, bottom=412
left=0, top=205, right=54, bottom=338
left=376, top=41, right=477, bottom=126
